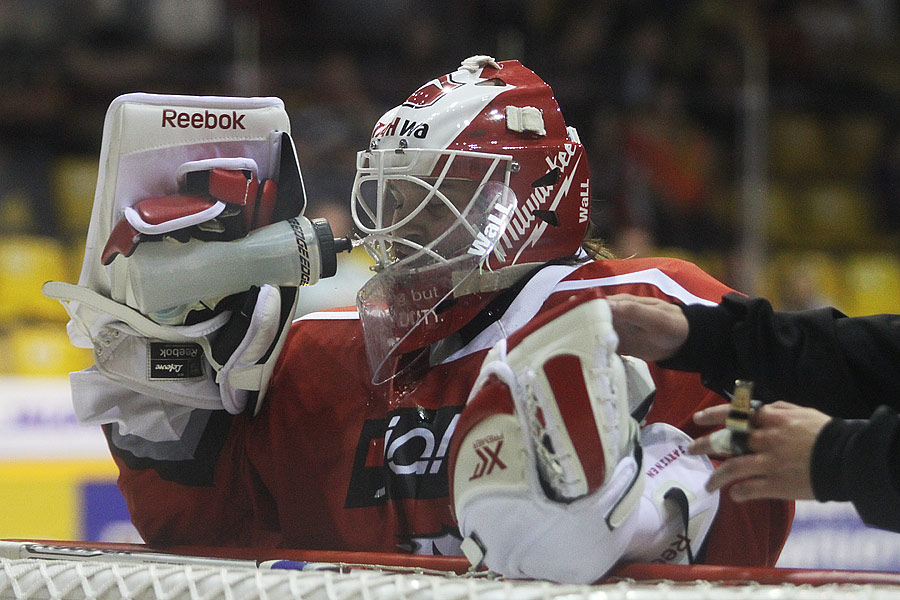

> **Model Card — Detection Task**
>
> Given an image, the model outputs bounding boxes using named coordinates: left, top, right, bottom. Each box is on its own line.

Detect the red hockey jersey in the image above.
left=109, top=257, right=793, bottom=567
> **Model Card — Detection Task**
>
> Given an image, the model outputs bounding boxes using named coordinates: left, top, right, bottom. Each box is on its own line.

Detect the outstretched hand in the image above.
left=607, top=294, right=689, bottom=362
left=687, top=401, right=832, bottom=501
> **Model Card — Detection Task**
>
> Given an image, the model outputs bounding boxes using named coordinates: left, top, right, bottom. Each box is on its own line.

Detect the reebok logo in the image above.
left=148, top=342, right=204, bottom=380
left=652, top=533, right=691, bottom=563
left=161, top=109, right=246, bottom=130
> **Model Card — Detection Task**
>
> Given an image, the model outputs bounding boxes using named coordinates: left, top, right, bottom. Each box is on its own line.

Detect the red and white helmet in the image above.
left=353, top=56, right=591, bottom=383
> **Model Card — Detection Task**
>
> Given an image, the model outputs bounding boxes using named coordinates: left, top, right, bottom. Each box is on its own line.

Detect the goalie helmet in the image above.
left=352, top=56, right=591, bottom=383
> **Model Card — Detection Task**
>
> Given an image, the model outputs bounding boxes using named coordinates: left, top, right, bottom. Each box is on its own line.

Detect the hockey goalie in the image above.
left=47, top=56, right=793, bottom=584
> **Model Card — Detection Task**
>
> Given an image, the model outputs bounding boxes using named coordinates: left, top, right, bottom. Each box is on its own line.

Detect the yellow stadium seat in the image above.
left=52, top=155, right=99, bottom=238
left=804, top=183, right=873, bottom=246
left=842, top=252, right=900, bottom=316
left=761, top=251, right=845, bottom=312
left=3, top=324, right=92, bottom=376
left=830, top=114, right=884, bottom=178
left=0, top=235, right=72, bottom=323
left=0, top=190, right=39, bottom=234
left=769, top=112, right=828, bottom=177
left=765, top=182, right=802, bottom=245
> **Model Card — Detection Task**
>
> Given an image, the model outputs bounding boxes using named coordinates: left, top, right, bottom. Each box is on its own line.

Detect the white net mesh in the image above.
left=1, top=557, right=898, bottom=600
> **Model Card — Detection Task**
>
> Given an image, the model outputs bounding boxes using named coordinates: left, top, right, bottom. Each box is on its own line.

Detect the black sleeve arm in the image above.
left=810, top=406, right=900, bottom=532
left=659, top=294, right=900, bottom=418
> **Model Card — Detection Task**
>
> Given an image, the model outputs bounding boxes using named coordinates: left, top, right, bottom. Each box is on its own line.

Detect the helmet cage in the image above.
left=352, top=147, right=516, bottom=270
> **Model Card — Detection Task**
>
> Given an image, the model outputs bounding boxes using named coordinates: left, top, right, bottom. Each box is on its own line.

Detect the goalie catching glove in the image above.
left=449, top=289, right=720, bottom=583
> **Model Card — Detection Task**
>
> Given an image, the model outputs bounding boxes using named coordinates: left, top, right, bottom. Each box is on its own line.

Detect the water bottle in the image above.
left=123, top=216, right=351, bottom=317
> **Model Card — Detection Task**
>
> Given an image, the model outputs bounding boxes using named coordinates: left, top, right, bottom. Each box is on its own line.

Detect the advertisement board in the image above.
left=0, top=377, right=139, bottom=542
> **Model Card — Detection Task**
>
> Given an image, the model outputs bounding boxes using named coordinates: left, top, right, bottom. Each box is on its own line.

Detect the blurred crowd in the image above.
left=2, top=0, right=900, bottom=374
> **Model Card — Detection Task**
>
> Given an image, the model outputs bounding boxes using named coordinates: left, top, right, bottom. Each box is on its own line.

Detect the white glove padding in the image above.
left=450, top=290, right=644, bottom=582
left=77, top=93, right=292, bottom=309
left=451, top=398, right=718, bottom=583
left=71, top=365, right=209, bottom=445
left=44, top=281, right=295, bottom=417
left=449, top=290, right=718, bottom=583
left=622, top=423, right=720, bottom=566
left=622, top=355, right=656, bottom=424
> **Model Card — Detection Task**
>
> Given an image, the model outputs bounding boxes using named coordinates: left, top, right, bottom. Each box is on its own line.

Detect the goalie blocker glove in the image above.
left=46, top=166, right=349, bottom=416
left=44, top=92, right=351, bottom=420
left=448, top=289, right=720, bottom=583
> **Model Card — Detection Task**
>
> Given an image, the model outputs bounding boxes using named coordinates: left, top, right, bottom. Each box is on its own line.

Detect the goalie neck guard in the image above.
left=352, top=56, right=591, bottom=384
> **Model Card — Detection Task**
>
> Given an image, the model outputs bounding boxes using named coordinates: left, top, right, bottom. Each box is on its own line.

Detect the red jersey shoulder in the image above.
left=561, top=258, right=738, bottom=304
left=288, top=308, right=362, bottom=348
left=271, top=308, right=367, bottom=384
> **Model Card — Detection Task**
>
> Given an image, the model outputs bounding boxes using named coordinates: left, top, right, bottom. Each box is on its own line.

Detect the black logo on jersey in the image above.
left=345, top=405, right=462, bottom=508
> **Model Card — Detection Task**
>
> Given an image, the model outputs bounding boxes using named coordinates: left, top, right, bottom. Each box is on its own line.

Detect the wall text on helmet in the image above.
left=579, top=181, right=590, bottom=223
left=468, top=200, right=514, bottom=257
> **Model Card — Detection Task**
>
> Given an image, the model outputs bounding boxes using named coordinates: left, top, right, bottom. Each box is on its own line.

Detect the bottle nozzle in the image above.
left=334, top=237, right=354, bottom=254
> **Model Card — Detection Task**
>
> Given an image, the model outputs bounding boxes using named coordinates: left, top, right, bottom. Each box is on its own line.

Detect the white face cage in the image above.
left=351, top=147, right=517, bottom=271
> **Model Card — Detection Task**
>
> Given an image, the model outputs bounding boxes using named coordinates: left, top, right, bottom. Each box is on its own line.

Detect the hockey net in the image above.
left=2, top=542, right=900, bottom=600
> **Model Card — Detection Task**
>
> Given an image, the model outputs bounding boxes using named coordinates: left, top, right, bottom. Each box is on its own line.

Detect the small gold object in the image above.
left=708, top=380, right=760, bottom=456
left=725, top=380, right=758, bottom=455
